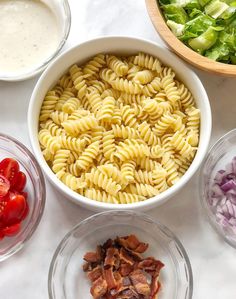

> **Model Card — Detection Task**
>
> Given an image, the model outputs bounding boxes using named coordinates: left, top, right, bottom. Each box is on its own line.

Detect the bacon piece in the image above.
left=104, top=267, right=117, bottom=290
left=103, top=238, right=113, bottom=250
left=104, top=247, right=119, bottom=268
left=84, top=246, right=103, bottom=263
left=83, top=262, right=91, bottom=272
left=84, top=251, right=99, bottom=263
left=135, top=242, right=149, bottom=253
left=129, top=269, right=151, bottom=296
left=150, top=276, right=161, bottom=299
left=119, top=263, right=133, bottom=277
left=87, top=266, right=103, bottom=282
left=120, top=247, right=135, bottom=265
left=118, top=287, right=140, bottom=298
left=116, top=235, right=148, bottom=253
left=90, top=276, right=108, bottom=299
left=138, top=258, right=164, bottom=276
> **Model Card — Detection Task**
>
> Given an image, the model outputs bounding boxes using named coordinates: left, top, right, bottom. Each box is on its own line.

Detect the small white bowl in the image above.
left=0, top=0, right=71, bottom=81
left=28, top=36, right=212, bottom=211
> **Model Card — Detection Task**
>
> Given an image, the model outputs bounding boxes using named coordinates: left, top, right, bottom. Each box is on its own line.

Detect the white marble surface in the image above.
left=0, top=0, right=236, bottom=298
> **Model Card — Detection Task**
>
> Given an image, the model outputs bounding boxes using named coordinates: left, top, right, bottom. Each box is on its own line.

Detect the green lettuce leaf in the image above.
left=205, top=0, right=229, bottom=18
left=167, top=20, right=185, bottom=36
left=230, top=55, right=236, bottom=64
left=188, top=26, right=222, bottom=52
left=162, top=4, right=189, bottom=23
left=204, top=28, right=235, bottom=59
left=198, top=0, right=212, bottom=7
left=180, top=12, right=216, bottom=41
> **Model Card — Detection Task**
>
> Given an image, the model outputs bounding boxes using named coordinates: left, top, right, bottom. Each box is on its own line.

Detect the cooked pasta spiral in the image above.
left=107, top=55, right=128, bottom=77
left=77, top=141, right=100, bottom=171
left=83, top=54, right=106, bottom=77
left=133, top=52, right=162, bottom=73
left=85, top=168, right=121, bottom=195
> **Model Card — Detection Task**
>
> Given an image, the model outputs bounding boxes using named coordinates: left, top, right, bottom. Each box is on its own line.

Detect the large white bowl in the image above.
left=28, top=36, right=212, bottom=211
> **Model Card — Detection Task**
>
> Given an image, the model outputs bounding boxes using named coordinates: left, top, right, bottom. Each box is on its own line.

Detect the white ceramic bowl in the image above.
left=28, top=36, right=212, bottom=211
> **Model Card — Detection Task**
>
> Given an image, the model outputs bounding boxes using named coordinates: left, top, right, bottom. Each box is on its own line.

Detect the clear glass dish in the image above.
left=0, top=134, right=46, bottom=261
left=48, top=210, right=193, bottom=299
left=200, top=129, right=236, bottom=249
left=0, top=0, right=71, bottom=81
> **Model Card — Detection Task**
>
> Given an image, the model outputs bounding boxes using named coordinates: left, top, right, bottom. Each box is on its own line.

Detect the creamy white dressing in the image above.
left=0, top=0, right=60, bottom=76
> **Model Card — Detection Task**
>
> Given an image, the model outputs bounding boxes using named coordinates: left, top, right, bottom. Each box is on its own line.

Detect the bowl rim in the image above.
left=48, top=210, right=193, bottom=299
left=28, top=35, right=212, bottom=211
left=145, top=0, right=236, bottom=76
left=0, top=133, right=46, bottom=261
left=199, top=128, right=236, bottom=249
left=0, top=0, right=71, bottom=82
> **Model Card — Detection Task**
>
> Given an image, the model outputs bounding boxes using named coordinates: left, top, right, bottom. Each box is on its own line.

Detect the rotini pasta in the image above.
left=38, top=52, right=200, bottom=204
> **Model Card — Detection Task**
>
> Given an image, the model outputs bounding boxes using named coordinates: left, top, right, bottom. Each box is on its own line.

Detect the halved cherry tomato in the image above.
left=0, top=158, right=19, bottom=186
left=20, top=191, right=28, bottom=200
left=2, top=223, right=21, bottom=236
left=2, top=194, right=26, bottom=226
left=0, top=175, right=10, bottom=196
left=21, top=200, right=29, bottom=221
left=11, top=171, right=26, bottom=192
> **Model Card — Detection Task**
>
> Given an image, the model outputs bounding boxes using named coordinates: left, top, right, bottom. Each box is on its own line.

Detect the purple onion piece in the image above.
left=208, top=157, right=236, bottom=235
left=214, top=170, right=226, bottom=184
left=220, top=180, right=236, bottom=192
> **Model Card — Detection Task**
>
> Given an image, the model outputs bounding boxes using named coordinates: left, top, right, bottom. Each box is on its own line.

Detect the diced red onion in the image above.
left=221, top=180, right=236, bottom=192
left=208, top=157, right=236, bottom=235
left=214, top=170, right=226, bottom=184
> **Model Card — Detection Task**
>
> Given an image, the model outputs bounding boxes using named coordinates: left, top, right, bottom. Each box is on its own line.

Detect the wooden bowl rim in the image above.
left=146, top=0, right=236, bottom=76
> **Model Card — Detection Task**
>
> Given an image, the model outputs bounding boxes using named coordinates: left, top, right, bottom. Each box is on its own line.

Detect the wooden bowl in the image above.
left=146, top=0, right=236, bottom=76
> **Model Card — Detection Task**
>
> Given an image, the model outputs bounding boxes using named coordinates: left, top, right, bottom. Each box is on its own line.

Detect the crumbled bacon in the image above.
left=119, top=263, right=133, bottom=277
left=150, top=276, right=161, bottom=299
left=120, top=247, right=135, bottom=265
left=83, top=235, right=164, bottom=299
left=104, top=267, right=117, bottom=290
left=87, top=266, right=103, bottom=282
left=138, top=258, right=164, bottom=277
left=90, top=276, right=108, bottom=299
left=129, top=269, right=150, bottom=296
left=104, top=247, right=119, bottom=268
left=115, top=235, right=148, bottom=253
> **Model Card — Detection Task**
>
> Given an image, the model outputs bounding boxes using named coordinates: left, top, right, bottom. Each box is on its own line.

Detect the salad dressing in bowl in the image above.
left=0, top=0, right=70, bottom=80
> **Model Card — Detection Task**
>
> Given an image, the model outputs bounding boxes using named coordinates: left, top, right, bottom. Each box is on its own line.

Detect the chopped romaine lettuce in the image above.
left=188, top=26, right=221, bottom=52
left=205, top=42, right=231, bottom=60
left=230, top=55, right=236, bottom=64
left=198, top=0, right=212, bottom=7
left=221, top=6, right=236, bottom=19
left=167, top=20, right=185, bottom=36
left=158, top=0, right=236, bottom=64
left=205, top=0, right=229, bottom=18
left=162, top=4, right=189, bottom=24
left=180, top=13, right=216, bottom=40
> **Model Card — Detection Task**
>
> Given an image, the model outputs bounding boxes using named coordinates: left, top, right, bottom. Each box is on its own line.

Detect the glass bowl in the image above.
left=0, top=134, right=46, bottom=261
left=200, top=129, right=236, bottom=249
left=48, top=210, right=193, bottom=299
left=0, top=0, right=71, bottom=81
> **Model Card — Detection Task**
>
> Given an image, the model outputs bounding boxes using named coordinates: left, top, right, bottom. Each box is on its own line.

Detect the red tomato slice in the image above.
left=2, top=194, right=26, bottom=226
left=20, top=191, right=28, bottom=200
left=11, top=171, right=26, bottom=192
left=2, top=223, right=21, bottom=236
left=21, top=200, right=29, bottom=221
left=0, top=175, right=10, bottom=196
left=0, top=158, right=19, bottom=186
